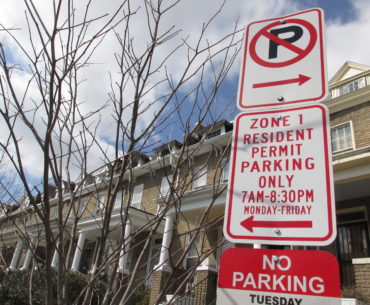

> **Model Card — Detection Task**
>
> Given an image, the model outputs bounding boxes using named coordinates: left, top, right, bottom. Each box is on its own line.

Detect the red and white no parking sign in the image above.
left=238, top=8, right=328, bottom=109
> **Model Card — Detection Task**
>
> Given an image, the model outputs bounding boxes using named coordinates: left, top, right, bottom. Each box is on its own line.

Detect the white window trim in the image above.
left=221, top=159, right=230, bottom=182
left=160, top=175, right=173, bottom=198
left=114, top=190, right=125, bottom=210
left=22, top=198, right=30, bottom=209
left=331, top=121, right=355, bottom=153
left=192, top=165, right=207, bottom=189
left=78, top=198, right=88, bottom=216
left=131, top=184, right=144, bottom=209
left=146, top=238, right=162, bottom=282
left=338, top=77, right=366, bottom=97
left=95, top=194, right=106, bottom=215
left=183, top=232, right=201, bottom=269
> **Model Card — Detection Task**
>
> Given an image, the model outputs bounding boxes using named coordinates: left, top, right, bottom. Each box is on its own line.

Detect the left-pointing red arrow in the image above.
left=240, top=216, right=313, bottom=233
left=252, top=74, right=311, bottom=89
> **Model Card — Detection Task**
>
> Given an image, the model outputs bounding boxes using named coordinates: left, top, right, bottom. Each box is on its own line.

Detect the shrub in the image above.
left=0, top=269, right=106, bottom=305
left=128, top=285, right=150, bottom=305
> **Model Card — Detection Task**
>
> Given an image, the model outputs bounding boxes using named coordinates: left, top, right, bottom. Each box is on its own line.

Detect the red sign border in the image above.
left=238, top=8, right=327, bottom=109
left=225, top=103, right=335, bottom=244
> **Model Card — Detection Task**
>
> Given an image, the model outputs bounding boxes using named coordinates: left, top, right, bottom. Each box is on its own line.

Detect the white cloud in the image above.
left=0, top=0, right=369, bottom=183
left=326, top=0, right=370, bottom=78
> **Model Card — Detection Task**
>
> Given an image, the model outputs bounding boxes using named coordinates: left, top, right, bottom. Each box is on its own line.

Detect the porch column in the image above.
left=9, top=239, right=24, bottom=270
left=71, top=232, right=86, bottom=272
left=20, top=238, right=35, bottom=270
left=156, top=213, right=174, bottom=272
left=51, top=242, right=59, bottom=268
left=118, top=221, right=132, bottom=273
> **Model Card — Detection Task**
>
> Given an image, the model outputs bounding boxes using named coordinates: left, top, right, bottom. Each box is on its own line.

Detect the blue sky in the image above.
left=1, top=0, right=370, bottom=183
left=315, top=0, right=356, bottom=23
left=314, top=0, right=356, bottom=23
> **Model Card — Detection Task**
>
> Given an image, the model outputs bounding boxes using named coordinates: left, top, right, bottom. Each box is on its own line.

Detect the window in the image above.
left=331, top=122, right=354, bottom=153
left=53, top=206, right=59, bottom=219
left=22, top=198, right=30, bottom=209
left=147, top=239, right=162, bottom=277
left=221, top=159, right=230, bottom=182
left=160, top=175, right=173, bottom=197
left=338, top=78, right=365, bottom=96
left=114, top=190, right=125, bottom=210
left=192, top=166, right=207, bottom=189
left=103, top=243, right=113, bottom=264
left=95, top=194, right=105, bottom=215
left=185, top=232, right=201, bottom=269
left=83, top=174, right=95, bottom=187
left=78, top=199, right=88, bottom=216
left=131, top=184, right=144, bottom=209
left=125, top=248, right=133, bottom=271
left=207, top=129, right=221, bottom=139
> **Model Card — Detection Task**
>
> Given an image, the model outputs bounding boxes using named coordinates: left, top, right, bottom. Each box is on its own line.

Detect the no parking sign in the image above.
left=217, top=248, right=341, bottom=305
left=238, top=8, right=328, bottom=109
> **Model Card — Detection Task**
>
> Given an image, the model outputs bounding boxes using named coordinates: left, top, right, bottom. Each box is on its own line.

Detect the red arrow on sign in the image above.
left=252, top=74, right=311, bottom=89
left=240, top=216, right=313, bottom=233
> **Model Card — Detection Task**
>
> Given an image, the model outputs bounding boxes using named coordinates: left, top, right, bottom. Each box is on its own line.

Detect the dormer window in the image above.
left=95, top=165, right=113, bottom=183
left=204, top=120, right=233, bottom=139
left=22, top=198, right=30, bottom=209
left=62, top=181, right=75, bottom=194
left=207, top=129, right=221, bottom=139
left=83, top=174, right=95, bottom=187
left=338, top=77, right=365, bottom=96
left=154, top=141, right=182, bottom=159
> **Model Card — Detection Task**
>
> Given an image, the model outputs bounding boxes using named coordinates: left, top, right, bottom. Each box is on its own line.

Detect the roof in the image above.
left=330, top=61, right=370, bottom=85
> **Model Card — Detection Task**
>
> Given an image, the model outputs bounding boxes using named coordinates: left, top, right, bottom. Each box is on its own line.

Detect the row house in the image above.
left=0, top=62, right=370, bottom=304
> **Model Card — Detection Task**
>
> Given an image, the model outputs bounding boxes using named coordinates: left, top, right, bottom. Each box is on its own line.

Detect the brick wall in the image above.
left=330, top=100, right=370, bottom=149
left=194, top=270, right=218, bottom=305
left=149, top=270, right=170, bottom=305
left=353, top=258, right=370, bottom=302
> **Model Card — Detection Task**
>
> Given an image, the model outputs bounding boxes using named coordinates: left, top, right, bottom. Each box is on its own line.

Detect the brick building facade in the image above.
left=0, top=62, right=370, bottom=304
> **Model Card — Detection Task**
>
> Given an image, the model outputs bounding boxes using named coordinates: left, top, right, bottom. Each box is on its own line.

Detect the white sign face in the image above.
left=224, top=104, right=336, bottom=245
left=217, top=248, right=341, bottom=305
left=238, top=8, right=327, bottom=109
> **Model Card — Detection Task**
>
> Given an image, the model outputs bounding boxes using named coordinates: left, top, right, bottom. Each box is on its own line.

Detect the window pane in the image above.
left=222, top=160, right=230, bottom=182
left=338, top=78, right=366, bottom=96
left=331, top=123, right=353, bottom=152
left=186, top=233, right=201, bottom=258
left=95, top=194, right=105, bottom=214
left=192, top=166, right=207, bottom=189
left=78, top=199, right=88, bottom=216
left=114, top=190, right=124, bottom=209
left=131, top=184, right=144, bottom=208
left=160, top=175, right=173, bottom=197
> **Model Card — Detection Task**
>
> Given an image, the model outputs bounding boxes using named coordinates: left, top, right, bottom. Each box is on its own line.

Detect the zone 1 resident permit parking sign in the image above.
left=224, top=103, right=336, bottom=245
left=238, top=8, right=328, bottom=109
